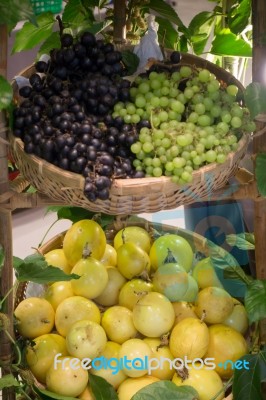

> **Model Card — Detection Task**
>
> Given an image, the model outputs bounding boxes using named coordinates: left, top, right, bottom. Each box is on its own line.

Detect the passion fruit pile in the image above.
left=14, top=220, right=249, bottom=400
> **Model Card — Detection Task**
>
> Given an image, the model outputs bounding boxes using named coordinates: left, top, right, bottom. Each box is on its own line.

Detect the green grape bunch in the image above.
left=113, top=64, right=255, bottom=185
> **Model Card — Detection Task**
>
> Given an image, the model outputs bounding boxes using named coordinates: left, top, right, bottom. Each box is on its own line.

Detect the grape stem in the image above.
left=56, top=15, right=64, bottom=38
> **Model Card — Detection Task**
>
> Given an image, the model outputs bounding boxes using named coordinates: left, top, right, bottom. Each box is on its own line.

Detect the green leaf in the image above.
left=13, top=253, right=79, bottom=284
left=255, top=153, right=266, bottom=197
left=122, top=50, right=140, bottom=75
left=0, top=0, right=35, bottom=26
left=244, top=82, right=266, bottom=119
left=12, top=12, right=55, bottom=54
left=148, top=0, right=189, bottom=35
left=38, top=32, right=61, bottom=58
left=260, top=351, right=266, bottom=382
left=81, top=0, right=100, bottom=9
left=89, top=374, right=118, bottom=400
left=188, top=11, right=216, bottom=55
left=0, top=76, right=13, bottom=111
left=210, top=28, right=252, bottom=57
left=0, top=244, right=5, bottom=277
left=233, top=352, right=263, bottom=400
left=46, top=206, right=114, bottom=229
left=245, top=280, right=266, bottom=324
left=26, top=185, right=37, bottom=193
left=132, top=381, right=199, bottom=400
left=0, top=374, right=20, bottom=390
left=228, top=0, right=251, bottom=35
left=156, top=17, right=179, bottom=50
left=62, top=0, right=94, bottom=27
left=226, top=233, right=255, bottom=250
left=34, top=386, right=77, bottom=400
left=85, top=20, right=112, bottom=35
left=208, top=240, right=252, bottom=285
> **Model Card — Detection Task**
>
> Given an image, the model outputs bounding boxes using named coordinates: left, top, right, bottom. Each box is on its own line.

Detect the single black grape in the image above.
left=98, top=164, right=112, bottom=177
left=19, top=86, right=32, bottom=98
left=24, top=142, right=35, bottom=153
left=29, top=73, right=42, bottom=87
left=61, top=33, right=74, bottom=48
left=170, top=51, right=181, bottom=64
left=103, top=43, right=114, bottom=54
left=33, top=94, right=46, bottom=108
left=73, top=43, right=86, bottom=58
left=81, top=32, right=96, bottom=47
left=98, top=153, right=114, bottom=166
left=84, top=180, right=95, bottom=193
left=96, top=188, right=110, bottom=200
left=35, top=60, right=48, bottom=73
left=14, top=117, right=24, bottom=129
left=59, top=158, right=69, bottom=170
left=53, top=66, right=68, bottom=80
left=87, top=148, right=97, bottom=161
left=133, top=171, right=145, bottom=178
left=63, top=48, right=75, bottom=64
left=97, top=104, right=109, bottom=115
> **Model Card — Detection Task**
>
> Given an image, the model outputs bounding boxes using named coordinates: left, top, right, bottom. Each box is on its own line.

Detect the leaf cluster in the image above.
left=209, top=235, right=266, bottom=399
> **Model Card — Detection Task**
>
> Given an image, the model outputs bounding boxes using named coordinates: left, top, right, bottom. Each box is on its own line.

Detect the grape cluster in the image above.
left=113, top=64, right=255, bottom=184
left=13, top=32, right=143, bottom=201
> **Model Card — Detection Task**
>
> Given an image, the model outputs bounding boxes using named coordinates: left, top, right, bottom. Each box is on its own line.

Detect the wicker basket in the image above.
left=14, top=217, right=233, bottom=400
left=10, top=53, right=250, bottom=215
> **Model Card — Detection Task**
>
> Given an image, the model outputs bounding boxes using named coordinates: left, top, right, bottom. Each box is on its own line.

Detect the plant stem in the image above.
left=0, top=286, right=15, bottom=310
left=38, top=218, right=59, bottom=248
left=4, top=329, right=21, bottom=367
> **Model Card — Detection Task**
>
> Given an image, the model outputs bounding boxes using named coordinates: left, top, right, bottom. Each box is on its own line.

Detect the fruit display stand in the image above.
left=0, top=0, right=266, bottom=399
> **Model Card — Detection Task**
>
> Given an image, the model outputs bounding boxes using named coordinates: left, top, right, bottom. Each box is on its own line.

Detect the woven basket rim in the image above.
left=9, top=131, right=249, bottom=194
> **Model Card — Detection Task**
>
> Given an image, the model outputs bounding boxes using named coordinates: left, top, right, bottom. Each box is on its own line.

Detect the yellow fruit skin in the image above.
left=169, top=318, right=209, bottom=360
left=101, top=306, right=137, bottom=344
left=44, top=249, right=72, bottom=274
left=118, top=339, right=152, bottom=378
left=222, top=298, right=249, bottom=335
left=55, top=296, right=101, bottom=337
left=192, top=257, right=223, bottom=289
left=195, top=286, right=234, bottom=324
left=118, top=279, right=153, bottom=311
left=132, top=292, right=175, bottom=337
left=66, top=319, right=107, bottom=360
left=143, top=338, right=175, bottom=380
left=90, top=341, right=127, bottom=389
left=117, top=376, right=159, bottom=400
left=172, top=301, right=198, bottom=326
left=204, top=324, right=249, bottom=379
left=116, top=242, right=150, bottom=279
left=172, top=365, right=224, bottom=400
left=149, top=234, right=194, bottom=272
left=78, top=385, right=95, bottom=400
left=44, top=281, right=74, bottom=310
left=94, top=267, right=126, bottom=307
left=26, top=333, right=68, bottom=383
left=46, top=356, right=88, bottom=397
left=14, top=297, right=55, bottom=339
left=71, top=257, right=108, bottom=299
left=99, top=244, right=117, bottom=267
left=63, top=219, right=106, bottom=267
left=114, top=226, right=151, bottom=253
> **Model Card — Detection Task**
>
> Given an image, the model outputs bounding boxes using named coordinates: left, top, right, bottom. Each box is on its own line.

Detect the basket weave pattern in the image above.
left=10, top=133, right=249, bottom=214
left=10, top=53, right=250, bottom=215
